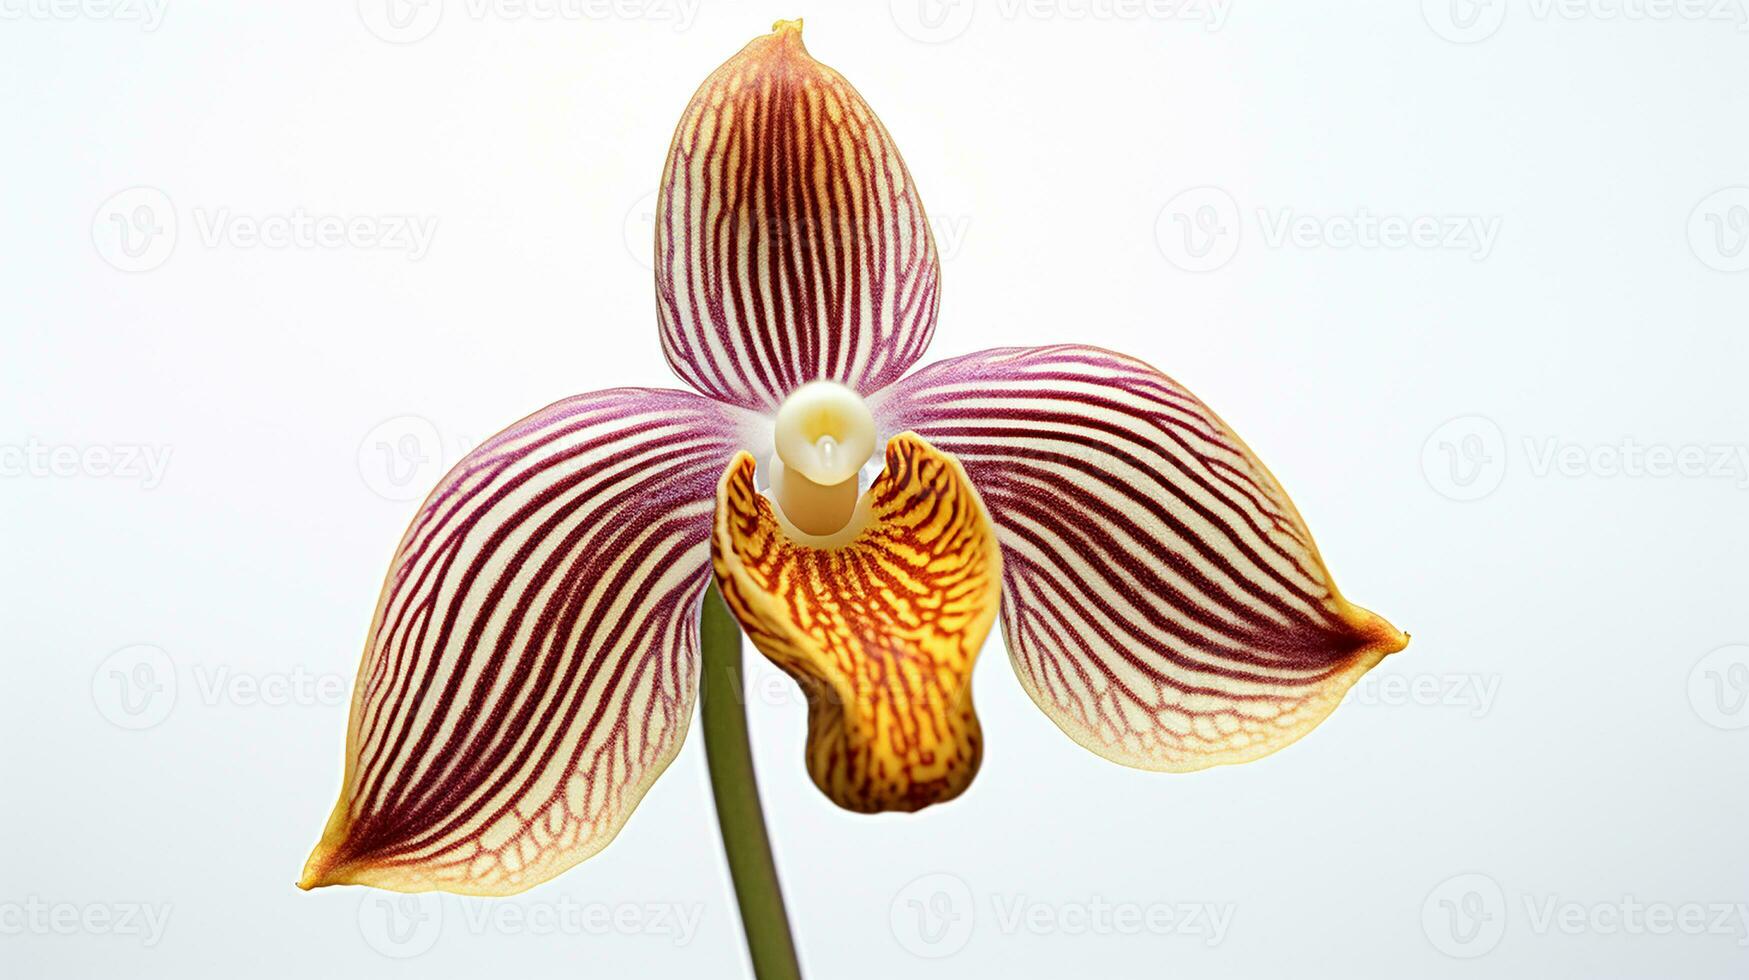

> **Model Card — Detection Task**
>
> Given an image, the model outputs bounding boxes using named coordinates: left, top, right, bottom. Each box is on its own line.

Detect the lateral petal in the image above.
left=872, top=346, right=1408, bottom=772
left=301, top=389, right=753, bottom=895
left=711, top=434, right=1001, bottom=813
left=656, top=20, right=940, bottom=410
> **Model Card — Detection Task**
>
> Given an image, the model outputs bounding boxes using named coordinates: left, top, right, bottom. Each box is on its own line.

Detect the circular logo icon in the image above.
left=1689, top=644, right=1749, bottom=731
left=889, top=872, right=974, bottom=959
left=1421, top=0, right=1507, bottom=43
left=358, top=892, right=444, bottom=958
left=1422, top=873, right=1505, bottom=958
left=1155, top=187, right=1241, bottom=272
left=1687, top=187, right=1749, bottom=273
left=92, top=644, right=178, bottom=730
left=623, top=188, right=659, bottom=272
left=890, top=0, right=976, bottom=43
left=359, top=0, right=443, bottom=44
left=1421, top=415, right=1507, bottom=502
left=93, top=187, right=177, bottom=273
left=358, top=415, right=445, bottom=502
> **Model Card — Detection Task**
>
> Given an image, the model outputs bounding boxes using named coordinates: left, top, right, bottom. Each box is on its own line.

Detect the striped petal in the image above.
left=655, top=19, right=940, bottom=411
left=301, top=388, right=755, bottom=895
left=711, top=434, right=1001, bottom=813
left=870, top=346, right=1408, bottom=772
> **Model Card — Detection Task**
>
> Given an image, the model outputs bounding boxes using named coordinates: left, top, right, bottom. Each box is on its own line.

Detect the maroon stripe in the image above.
left=655, top=25, right=939, bottom=409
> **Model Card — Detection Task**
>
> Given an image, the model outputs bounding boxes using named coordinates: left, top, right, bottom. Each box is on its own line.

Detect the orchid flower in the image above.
left=301, top=17, right=1405, bottom=927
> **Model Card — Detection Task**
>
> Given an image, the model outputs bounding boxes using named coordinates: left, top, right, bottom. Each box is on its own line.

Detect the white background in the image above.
left=4, top=1, right=1748, bottom=977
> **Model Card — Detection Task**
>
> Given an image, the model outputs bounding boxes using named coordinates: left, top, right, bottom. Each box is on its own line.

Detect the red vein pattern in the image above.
left=870, top=346, right=1408, bottom=771
left=300, top=389, right=748, bottom=895
left=655, top=20, right=939, bottom=411
left=712, top=435, right=1002, bottom=812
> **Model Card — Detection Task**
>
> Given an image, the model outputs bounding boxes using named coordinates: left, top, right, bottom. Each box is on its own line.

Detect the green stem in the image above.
left=700, top=582, right=803, bottom=980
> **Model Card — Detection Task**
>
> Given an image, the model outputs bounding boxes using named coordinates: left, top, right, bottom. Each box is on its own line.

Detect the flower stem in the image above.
left=700, top=582, right=803, bottom=980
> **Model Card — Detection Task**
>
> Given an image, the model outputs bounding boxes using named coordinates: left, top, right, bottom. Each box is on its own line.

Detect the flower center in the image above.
left=771, top=380, right=875, bottom=536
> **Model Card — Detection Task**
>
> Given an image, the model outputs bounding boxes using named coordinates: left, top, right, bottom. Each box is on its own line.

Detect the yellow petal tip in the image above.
left=764, top=18, right=807, bottom=56
left=297, top=845, right=343, bottom=891
left=1349, top=605, right=1410, bottom=659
